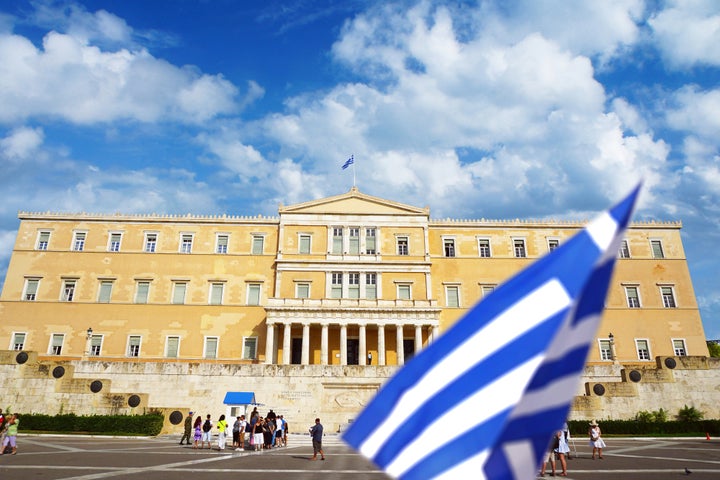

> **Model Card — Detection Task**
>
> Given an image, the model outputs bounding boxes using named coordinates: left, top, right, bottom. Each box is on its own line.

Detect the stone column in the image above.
left=321, top=323, right=329, bottom=365
left=432, top=325, right=440, bottom=342
left=359, top=324, right=367, bottom=366
left=301, top=323, right=310, bottom=365
left=396, top=324, right=405, bottom=366
left=282, top=322, right=291, bottom=365
left=264, top=322, right=275, bottom=364
left=340, top=324, right=348, bottom=365
left=415, top=325, right=423, bottom=353
left=378, top=324, right=386, bottom=366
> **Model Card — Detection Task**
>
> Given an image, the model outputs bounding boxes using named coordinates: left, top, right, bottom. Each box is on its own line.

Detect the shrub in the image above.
left=18, top=413, right=163, bottom=436
left=677, top=405, right=704, bottom=422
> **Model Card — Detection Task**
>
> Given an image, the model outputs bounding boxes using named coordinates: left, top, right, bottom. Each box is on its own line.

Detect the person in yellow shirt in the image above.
left=216, top=414, right=228, bottom=450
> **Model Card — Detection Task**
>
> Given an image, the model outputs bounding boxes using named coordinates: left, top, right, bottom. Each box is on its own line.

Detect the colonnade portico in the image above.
left=264, top=302, right=441, bottom=366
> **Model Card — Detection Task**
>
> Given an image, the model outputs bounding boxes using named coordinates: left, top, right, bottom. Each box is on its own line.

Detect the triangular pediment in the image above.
left=279, top=188, right=428, bottom=216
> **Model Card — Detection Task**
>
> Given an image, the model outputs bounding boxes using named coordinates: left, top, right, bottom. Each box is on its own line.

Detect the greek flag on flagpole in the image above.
left=343, top=185, right=641, bottom=480
left=342, top=155, right=354, bottom=169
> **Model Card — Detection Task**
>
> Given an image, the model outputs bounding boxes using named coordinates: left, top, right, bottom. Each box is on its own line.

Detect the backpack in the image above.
left=202, top=420, right=212, bottom=432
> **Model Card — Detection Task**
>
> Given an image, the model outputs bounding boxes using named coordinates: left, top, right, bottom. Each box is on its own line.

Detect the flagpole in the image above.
left=352, top=155, right=356, bottom=188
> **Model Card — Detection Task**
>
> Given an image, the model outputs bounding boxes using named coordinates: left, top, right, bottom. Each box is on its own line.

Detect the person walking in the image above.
left=309, top=417, right=325, bottom=461
left=554, top=430, right=569, bottom=476
left=589, top=421, right=606, bottom=459
left=0, top=414, right=19, bottom=455
left=180, top=411, right=193, bottom=445
left=539, top=433, right=558, bottom=477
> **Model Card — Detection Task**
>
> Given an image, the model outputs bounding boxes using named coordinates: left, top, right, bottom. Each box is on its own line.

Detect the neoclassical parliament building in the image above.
left=0, top=187, right=713, bottom=430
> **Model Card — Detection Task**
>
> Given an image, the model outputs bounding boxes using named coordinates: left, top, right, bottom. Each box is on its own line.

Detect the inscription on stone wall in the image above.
left=279, top=391, right=313, bottom=400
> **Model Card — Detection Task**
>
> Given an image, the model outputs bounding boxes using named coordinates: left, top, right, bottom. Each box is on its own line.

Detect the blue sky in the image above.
left=1, top=0, right=719, bottom=338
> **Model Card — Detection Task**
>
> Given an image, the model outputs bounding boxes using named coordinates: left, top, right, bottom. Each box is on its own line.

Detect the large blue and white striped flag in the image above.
left=343, top=185, right=641, bottom=480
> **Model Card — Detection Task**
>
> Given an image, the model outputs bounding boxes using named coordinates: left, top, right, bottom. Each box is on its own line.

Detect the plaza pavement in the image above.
left=0, top=433, right=718, bottom=479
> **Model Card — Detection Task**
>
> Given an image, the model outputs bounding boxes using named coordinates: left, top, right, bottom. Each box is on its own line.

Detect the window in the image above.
left=247, top=284, right=261, bottom=305
left=673, top=339, right=687, bottom=356
left=443, top=238, right=456, bottom=257
left=216, top=234, right=229, bottom=254
left=348, top=228, right=360, bottom=254
left=445, top=285, right=460, bottom=307
left=661, top=286, right=676, bottom=308
left=365, top=228, right=376, bottom=254
left=204, top=336, right=218, bottom=359
left=478, top=238, right=491, bottom=258
left=513, top=239, right=527, bottom=258
left=72, top=232, right=86, bottom=251
left=348, top=273, right=360, bottom=298
left=11, top=332, right=26, bottom=351
left=299, top=234, right=311, bottom=254
left=61, top=280, right=77, bottom=302
left=636, top=339, right=651, bottom=360
left=166, top=336, right=180, bottom=358
left=89, top=335, right=102, bottom=356
left=172, top=282, right=187, bottom=304
left=252, top=235, right=264, bottom=255
left=127, top=335, right=141, bottom=357
left=481, top=285, right=496, bottom=297
left=625, top=286, right=640, bottom=308
left=50, top=334, right=64, bottom=355
left=547, top=239, right=559, bottom=252
left=397, top=236, right=408, bottom=255
left=650, top=239, right=664, bottom=259
left=144, top=233, right=157, bottom=253
left=37, top=231, right=50, bottom=250
left=97, top=280, right=113, bottom=303
left=242, top=337, right=257, bottom=360
left=180, top=234, right=193, bottom=253
left=135, top=281, right=150, bottom=304
left=296, top=283, right=310, bottom=299
left=365, top=273, right=377, bottom=300
left=332, top=227, right=343, bottom=254
left=619, top=240, right=631, bottom=258
left=23, top=278, right=39, bottom=301
left=108, top=233, right=122, bottom=252
left=209, top=283, right=224, bottom=305
left=599, top=339, right=612, bottom=361
left=331, top=272, right=343, bottom=298
left=397, top=284, right=411, bottom=300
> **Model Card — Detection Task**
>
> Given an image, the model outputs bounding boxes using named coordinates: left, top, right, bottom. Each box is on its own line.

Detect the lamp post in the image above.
left=608, top=332, right=616, bottom=363
left=84, top=327, right=93, bottom=357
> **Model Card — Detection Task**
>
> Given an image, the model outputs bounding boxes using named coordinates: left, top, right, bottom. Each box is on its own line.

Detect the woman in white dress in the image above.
left=588, top=421, right=606, bottom=459
left=554, top=430, right=570, bottom=476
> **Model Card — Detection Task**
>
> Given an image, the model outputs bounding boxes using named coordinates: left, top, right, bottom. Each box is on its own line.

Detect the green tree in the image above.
left=707, top=341, right=720, bottom=358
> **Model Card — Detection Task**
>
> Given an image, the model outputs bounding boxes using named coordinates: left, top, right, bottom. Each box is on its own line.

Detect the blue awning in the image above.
left=223, top=391, right=257, bottom=405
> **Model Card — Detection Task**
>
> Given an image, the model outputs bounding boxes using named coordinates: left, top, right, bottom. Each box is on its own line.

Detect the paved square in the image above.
left=1, top=434, right=719, bottom=479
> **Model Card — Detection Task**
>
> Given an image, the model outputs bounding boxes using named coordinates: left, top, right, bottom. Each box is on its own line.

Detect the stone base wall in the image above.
left=2, top=351, right=719, bottom=434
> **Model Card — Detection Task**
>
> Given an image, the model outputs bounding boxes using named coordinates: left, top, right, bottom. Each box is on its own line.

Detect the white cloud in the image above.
left=0, top=30, right=240, bottom=124
left=0, top=126, right=44, bottom=161
left=649, top=0, right=720, bottom=68
left=666, top=86, right=720, bottom=139
left=30, top=1, right=133, bottom=47
left=496, top=0, right=644, bottom=62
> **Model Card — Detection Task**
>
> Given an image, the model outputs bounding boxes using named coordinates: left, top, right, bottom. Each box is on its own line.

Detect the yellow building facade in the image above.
left=0, top=187, right=709, bottom=370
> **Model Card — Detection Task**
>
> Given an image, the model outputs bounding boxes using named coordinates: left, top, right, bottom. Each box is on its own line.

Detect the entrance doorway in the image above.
left=347, top=338, right=359, bottom=365
left=403, top=338, right=416, bottom=361
left=291, top=338, right=302, bottom=364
